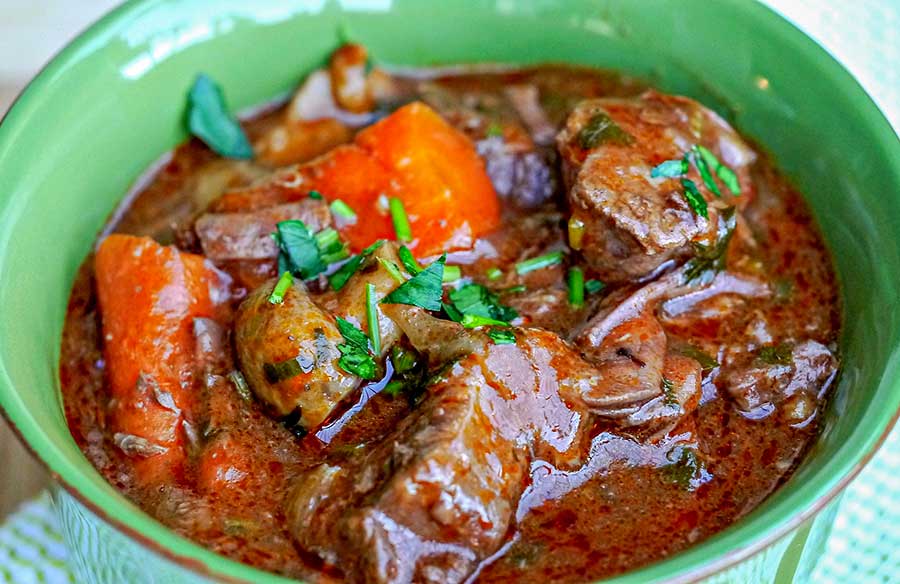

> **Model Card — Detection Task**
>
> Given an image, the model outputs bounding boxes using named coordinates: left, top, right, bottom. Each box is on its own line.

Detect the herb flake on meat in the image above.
left=187, top=74, right=254, bottom=159
left=335, top=317, right=378, bottom=380
left=381, top=255, right=446, bottom=310
left=577, top=112, right=634, bottom=148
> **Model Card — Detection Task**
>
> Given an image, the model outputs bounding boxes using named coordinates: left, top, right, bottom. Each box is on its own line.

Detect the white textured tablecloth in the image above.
left=0, top=1, right=898, bottom=583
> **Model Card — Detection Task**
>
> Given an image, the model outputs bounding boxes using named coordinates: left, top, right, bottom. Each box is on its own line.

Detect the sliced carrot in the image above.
left=95, top=234, right=228, bottom=483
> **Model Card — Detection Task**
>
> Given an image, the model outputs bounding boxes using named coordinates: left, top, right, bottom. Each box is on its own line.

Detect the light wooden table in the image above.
left=0, top=84, right=50, bottom=518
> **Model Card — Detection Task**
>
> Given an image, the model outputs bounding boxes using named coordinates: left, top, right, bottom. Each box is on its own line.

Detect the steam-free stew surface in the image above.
left=60, top=51, right=839, bottom=583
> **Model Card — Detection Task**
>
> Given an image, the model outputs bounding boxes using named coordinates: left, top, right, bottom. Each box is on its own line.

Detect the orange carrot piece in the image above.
left=95, top=234, right=227, bottom=482
left=355, top=102, right=501, bottom=256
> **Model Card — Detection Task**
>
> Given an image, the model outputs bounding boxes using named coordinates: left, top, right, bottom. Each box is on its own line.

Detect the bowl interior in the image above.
left=0, top=0, right=898, bottom=582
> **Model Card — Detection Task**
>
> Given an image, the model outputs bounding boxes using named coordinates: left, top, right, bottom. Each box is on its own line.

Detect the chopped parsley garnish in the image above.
left=264, top=354, right=315, bottom=383
left=486, top=267, right=503, bottom=281
left=187, top=74, right=253, bottom=159
left=486, top=122, right=504, bottom=137
left=677, top=344, right=720, bottom=371
left=568, top=266, right=585, bottom=308
left=681, top=178, right=708, bottom=219
left=398, top=245, right=421, bottom=275
left=585, top=279, right=605, bottom=294
left=327, top=240, right=385, bottom=291
left=381, top=255, right=446, bottom=310
left=696, top=145, right=741, bottom=194
left=683, top=207, right=737, bottom=284
left=661, top=377, right=678, bottom=406
left=515, top=251, right=565, bottom=275
left=487, top=328, right=516, bottom=345
left=308, top=190, right=323, bottom=200
left=757, top=343, right=793, bottom=366
left=651, top=158, right=689, bottom=178
left=651, top=145, right=741, bottom=217
left=446, top=283, right=518, bottom=323
left=663, top=448, right=708, bottom=491
left=442, top=265, right=462, bottom=283
left=577, top=112, right=634, bottom=149
left=335, top=317, right=377, bottom=380
left=273, top=221, right=349, bottom=280
left=330, top=199, right=357, bottom=220
left=389, top=197, right=412, bottom=243
left=267, top=271, right=293, bottom=305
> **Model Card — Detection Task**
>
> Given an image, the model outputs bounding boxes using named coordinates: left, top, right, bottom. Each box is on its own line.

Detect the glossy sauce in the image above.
left=59, top=65, right=840, bottom=582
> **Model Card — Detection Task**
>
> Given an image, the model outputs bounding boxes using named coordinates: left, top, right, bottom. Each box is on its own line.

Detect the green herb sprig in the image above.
left=187, top=74, right=253, bottom=159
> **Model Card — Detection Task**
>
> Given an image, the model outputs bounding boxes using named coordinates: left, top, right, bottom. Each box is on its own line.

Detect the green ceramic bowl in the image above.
left=1, top=0, right=898, bottom=582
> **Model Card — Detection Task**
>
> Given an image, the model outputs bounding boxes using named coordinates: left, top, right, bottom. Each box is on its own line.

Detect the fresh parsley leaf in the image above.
left=187, top=74, right=253, bottom=159
left=274, top=220, right=326, bottom=279
left=335, top=317, right=377, bottom=380
left=651, top=158, right=688, bottom=178
left=447, top=283, right=518, bottom=323
left=681, top=178, right=708, bottom=219
left=327, top=240, right=385, bottom=291
left=398, top=245, right=421, bottom=275
left=585, top=279, right=605, bottom=294
left=757, top=343, right=793, bottom=366
left=684, top=207, right=737, bottom=284
left=663, top=447, right=708, bottom=491
left=308, top=190, right=323, bottom=200
left=381, top=255, right=446, bottom=310
left=661, top=377, right=678, bottom=406
left=487, top=328, right=516, bottom=345
left=577, top=112, right=634, bottom=149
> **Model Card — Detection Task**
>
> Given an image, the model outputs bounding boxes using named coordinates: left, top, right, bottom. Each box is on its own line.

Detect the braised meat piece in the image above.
left=557, top=91, right=756, bottom=282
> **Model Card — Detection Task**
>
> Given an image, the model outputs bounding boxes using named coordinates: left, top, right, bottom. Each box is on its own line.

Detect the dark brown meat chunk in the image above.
left=195, top=199, right=331, bottom=261
left=718, top=340, right=837, bottom=418
left=557, top=91, right=756, bottom=282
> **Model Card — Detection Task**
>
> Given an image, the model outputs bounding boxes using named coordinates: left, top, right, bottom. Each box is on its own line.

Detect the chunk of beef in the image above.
left=476, top=137, right=556, bottom=208
left=557, top=91, right=756, bottom=282
left=287, top=358, right=530, bottom=584
left=195, top=199, right=331, bottom=261
left=718, top=340, right=837, bottom=418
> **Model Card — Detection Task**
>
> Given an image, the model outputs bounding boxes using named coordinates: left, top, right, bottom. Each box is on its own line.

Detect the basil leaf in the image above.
left=335, top=317, right=377, bottom=380
left=577, top=112, right=634, bottom=149
left=681, top=178, right=708, bottom=219
left=328, top=240, right=385, bottom=291
left=381, top=255, right=446, bottom=310
left=651, top=158, right=688, bottom=178
left=187, top=74, right=253, bottom=159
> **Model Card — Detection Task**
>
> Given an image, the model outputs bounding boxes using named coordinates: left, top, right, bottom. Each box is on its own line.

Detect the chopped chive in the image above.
left=486, top=267, right=503, bottom=281
left=461, top=314, right=510, bottom=328
left=308, top=190, right=323, bottom=200
left=585, top=279, right=605, bottom=294
left=717, top=165, right=741, bottom=195
left=328, top=240, right=385, bottom=291
left=486, top=328, right=516, bottom=345
left=227, top=370, right=253, bottom=402
left=568, top=267, right=585, bottom=308
left=442, top=265, right=462, bottom=283
left=398, top=245, right=422, bottom=275
left=681, top=178, right=709, bottom=219
left=389, top=197, right=412, bottom=243
left=515, top=251, right=565, bottom=275
left=568, top=217, right=585, bottom=250
left=366, top=283, right=381, bottom=355
left=268, top=271, right=293, bottom=304
left=377, top=257, right=405, bottom=284
left=651, top=158, right=689, bottom=178
left=696, top=145, right=741, bottom=195
left=502, top=284, right=527, bottom=294
left=330, top=199, right=357, bottom=219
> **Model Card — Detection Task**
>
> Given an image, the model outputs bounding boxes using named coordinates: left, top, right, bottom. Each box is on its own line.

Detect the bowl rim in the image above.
left=1, top=0, right=899, bottom=582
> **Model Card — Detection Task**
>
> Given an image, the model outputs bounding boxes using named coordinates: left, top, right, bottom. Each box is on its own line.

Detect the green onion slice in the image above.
left=568, top=267, right=585, bottom=308
left=389, top=197, right=412, bottom=243
left=268, top=271, right=293, bottom=305
left=515, top=251, right=565, bottom=275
